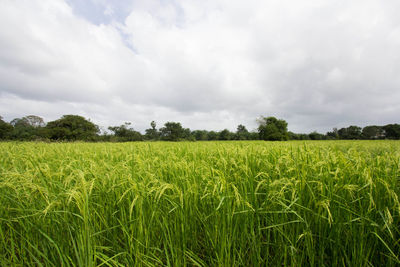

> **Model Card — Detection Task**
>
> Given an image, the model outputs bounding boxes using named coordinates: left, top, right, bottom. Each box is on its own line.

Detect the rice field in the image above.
left=0, top=141, right=399, bottom=266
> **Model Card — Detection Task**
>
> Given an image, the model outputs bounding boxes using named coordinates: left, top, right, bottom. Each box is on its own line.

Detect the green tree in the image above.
left=362, top=126, right=385, bottom=139
left=108, top=122, right=143, bottom=141
left=326, top=128, right=339, bottom=139
left=338, top=126, right=361, bottom=139
left=182, top=128, right=195, bottom=141
left=248, top=131, right=260, bottom=140
left=308, top=131, right=326, bottom=140
left=24, top=115, right=45, bottom=128
left=0, top=116, right=13, bottom=140
left=218, top=129, right=232, bottom=140
left=383, top=124, right=400, bottom=139
left=235, top=124, right=249, bottom=140
left=207, top=131, right=218, bottom=140
left=46, top=115, right=99, bottom=141
left=257, top=116, right=288, bottom=141
left=10, top=117, right=29, bottom=128
left=288, top=132, right=310, bottom=140
left=160, top=122, right=186, bottom=141
left=192, top=130, right=208, bottom=141
left=145, top=121, right=160, bottom=140
left=9, top=115, right=46, bottom=140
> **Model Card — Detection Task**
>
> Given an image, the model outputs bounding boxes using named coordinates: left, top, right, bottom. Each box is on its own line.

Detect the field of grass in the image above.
left=0, top=141, right=399, bottom=266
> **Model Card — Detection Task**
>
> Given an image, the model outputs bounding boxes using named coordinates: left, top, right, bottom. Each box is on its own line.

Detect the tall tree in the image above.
left=248, top=131, right=260, bottom=140
left=235, top=124, right=249, bottom=140
left=308, top=131, right=326, bottom=140
left=207, top=131, right=218, bottom=140
left=145, top=121, right=160, bottom=140
left=10, top=117, right=30, bottom=128
left=257, top=116, right=288, bottom=141
left=182, top=128, right=194, bottom=141
left=46, top=115, right=99, bottom=141
left=9, top=116, right=45, bottom=140
left=24, top=115, right=45, bottom=127
left=0, top=116, right=13, bottom=139
left=362, top=126, right=385, bottom=139
left=160, top=122, right=186, bottom=141
left=383, top=124, right=400, bottom=139
left=338, top=126, right=361, bottom=139
left=218, top=129, right=232, bottom=140
left=326, top=128, right=339, bottom=139
left=192, top=130, right=208, bottom=141
left=108, top=122, right=143, bottom=141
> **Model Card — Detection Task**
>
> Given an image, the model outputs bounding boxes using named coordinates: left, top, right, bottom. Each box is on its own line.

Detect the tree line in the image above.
left=0, top=114, right=399, bottom=142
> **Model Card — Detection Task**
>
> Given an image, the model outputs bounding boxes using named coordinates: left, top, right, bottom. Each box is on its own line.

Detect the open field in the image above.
left=0, top=141, right=399, bottom=266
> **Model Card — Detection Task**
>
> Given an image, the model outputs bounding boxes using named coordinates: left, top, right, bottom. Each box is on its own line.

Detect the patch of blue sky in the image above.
left=65, top=0, right=134, bottom=25
left=66, top=0, right=137, bottom=52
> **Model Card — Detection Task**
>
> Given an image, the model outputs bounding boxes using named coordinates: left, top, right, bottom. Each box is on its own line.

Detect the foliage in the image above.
left=145, top=121, right=160, bottom=140
left=258, top=116, right=289, bottom=141
left=0, top=141, right=399, bottom=266
left=1, top=114, right=400, bottom=142
left=235, top=124, right=250, bottom=140
left=326, top=128, right=339, bottom=139
left=362, top=125, right=385, bottom=139
left=383, top=124, right=400, bottom=139
left=289, top=131, right=310, bottom=140
left=8, top=115, right=46, bottom=140
left=46, top=115, right=99, bottom=141
left=0, top=116, right=13, bottom=139
left=338, top=126, right=362, bottom=139
left=23, top=115, right=45, bottom=127
left=308, top=131, right=326, bottom=140
left=207, top=130, right=218, bottom=140
left=248, top=131, right=260, bottom=140
left=160, top=122, right=189, bottom=141
left=218, top=129, right=233, bottom=140
left=108, top=122, right=143, bottom=142
left=192, top=130, right=209, bottom=141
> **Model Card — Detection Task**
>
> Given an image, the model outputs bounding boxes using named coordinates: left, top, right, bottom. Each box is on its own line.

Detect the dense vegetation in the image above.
left=0, top=141, right=399, bottom=266
left=0, top=114, right=399, bottom=142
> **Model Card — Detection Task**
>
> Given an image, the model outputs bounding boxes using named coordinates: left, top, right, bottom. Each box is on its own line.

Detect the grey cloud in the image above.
left=1, top=0, right=400, bottom=133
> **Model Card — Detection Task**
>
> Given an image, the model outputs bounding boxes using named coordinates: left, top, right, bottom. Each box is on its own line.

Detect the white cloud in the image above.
left=1, top=0, right=400, bottom=133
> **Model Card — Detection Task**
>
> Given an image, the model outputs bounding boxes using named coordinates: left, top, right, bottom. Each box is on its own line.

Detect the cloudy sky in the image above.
left=1, top=0, right=400, bottom=133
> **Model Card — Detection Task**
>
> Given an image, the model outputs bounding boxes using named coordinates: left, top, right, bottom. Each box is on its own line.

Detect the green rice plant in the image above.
left=0, top=141, right=399, bottom=266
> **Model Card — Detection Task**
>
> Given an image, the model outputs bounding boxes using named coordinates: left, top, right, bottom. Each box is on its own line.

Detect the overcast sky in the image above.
left=1, top=0, right=400, bottom=133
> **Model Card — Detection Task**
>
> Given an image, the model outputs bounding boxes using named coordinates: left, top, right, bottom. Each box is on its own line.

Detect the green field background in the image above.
left=0, top=141, right=399, bottom=266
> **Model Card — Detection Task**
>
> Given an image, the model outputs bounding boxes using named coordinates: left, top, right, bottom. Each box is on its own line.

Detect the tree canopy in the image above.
left=145, top=121, right=160, bottom=140
left=383, top=124, right=400, bottom=139
left=108, top=122, right=143, bottom=141
left=46, top=115, right=99, bottom=141
left=160, top=122, right=189, bottom=141
left=0, top=116, right=13, bottom=139
left=235, top=124, right=250, bottom=140
left=1, top=114, right=400, bottom=142
left=337, top=126, right=362, bottom=140
left=257, top=116, right=288, bottom=141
